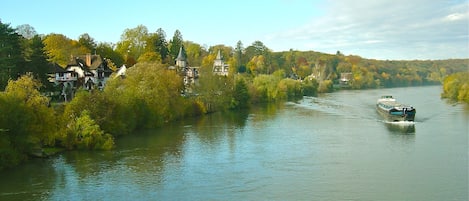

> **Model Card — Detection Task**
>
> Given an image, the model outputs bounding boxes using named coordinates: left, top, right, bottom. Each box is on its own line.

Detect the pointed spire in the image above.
left=216, top=49, right=222, bottom=60
left=176, top=46, right=186, bottom=61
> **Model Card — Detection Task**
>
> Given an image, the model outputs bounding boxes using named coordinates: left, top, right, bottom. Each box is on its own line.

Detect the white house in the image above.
left=115, top=64, right=127, bottom=78
left=213, top=50, right=229, bottom=76
left=49, top=54, right=114, bottom=101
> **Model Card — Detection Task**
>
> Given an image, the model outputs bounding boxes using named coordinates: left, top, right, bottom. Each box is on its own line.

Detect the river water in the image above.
left=1, top=86, right=468, bottom=201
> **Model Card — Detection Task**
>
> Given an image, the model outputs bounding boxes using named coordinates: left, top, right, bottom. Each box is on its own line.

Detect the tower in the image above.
left=175, top=46, right=187, bottom=70
left=213, top=49, right=229, bottom=76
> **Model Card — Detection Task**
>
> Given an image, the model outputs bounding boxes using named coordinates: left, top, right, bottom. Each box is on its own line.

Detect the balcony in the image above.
left=55, top=76, right=77, bottom=81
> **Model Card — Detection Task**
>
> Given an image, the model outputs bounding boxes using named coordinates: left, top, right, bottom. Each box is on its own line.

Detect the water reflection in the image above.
left=46, top=124, right=188, bottom=200
left=0, top=158, right=57, bottom=201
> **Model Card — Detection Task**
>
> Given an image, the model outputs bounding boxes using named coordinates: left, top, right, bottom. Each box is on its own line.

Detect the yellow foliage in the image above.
left=442, top=72, right=469, bottom=103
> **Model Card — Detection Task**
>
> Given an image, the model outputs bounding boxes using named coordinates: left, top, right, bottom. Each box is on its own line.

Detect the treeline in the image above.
left=2, top=21, right=468, bottom=92
left=441, top=72, right=469, bottom=103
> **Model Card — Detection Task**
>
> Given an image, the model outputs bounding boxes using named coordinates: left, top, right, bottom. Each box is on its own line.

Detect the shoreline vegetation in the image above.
left=1, top=21, right=468, bottom=170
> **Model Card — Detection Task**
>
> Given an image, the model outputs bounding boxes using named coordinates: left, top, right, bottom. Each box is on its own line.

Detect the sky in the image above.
left=1, top=0, right=468, bottom=60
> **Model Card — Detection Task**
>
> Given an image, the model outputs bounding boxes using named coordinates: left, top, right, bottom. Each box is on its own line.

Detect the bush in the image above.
left=302, top=78, right=319, bottom=96
left=318, top=80, right=333, bottom=93
left=61, top=110, right=114, bottom=150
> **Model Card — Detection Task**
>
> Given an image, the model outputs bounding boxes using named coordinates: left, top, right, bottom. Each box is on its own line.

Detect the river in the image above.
left=1, top=86, right=468, bottom=201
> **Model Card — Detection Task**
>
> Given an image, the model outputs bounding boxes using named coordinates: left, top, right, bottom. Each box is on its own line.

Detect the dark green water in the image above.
left=1, top=86, right=468, bottom=200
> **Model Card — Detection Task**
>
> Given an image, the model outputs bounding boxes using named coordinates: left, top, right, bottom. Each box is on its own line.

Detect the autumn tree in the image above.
left=442, top=72, right=469, bottom=103
left=184, top=41, right=206, bottom=66
left=43, top=33, right=88, bottom=66
left=247, top=55, right=267, bottom=75
left=137, top=52, right=161, bottom=63
left=245, top=41, right=272, bottom=74
left=201, top=53, right=216, bottom=69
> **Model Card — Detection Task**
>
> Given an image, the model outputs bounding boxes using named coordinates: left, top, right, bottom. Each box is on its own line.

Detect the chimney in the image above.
left=86, top=53, right=91, bottom=67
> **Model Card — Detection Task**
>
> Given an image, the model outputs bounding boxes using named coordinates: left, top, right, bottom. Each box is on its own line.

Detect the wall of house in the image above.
left=68, top=66, right=85, bottom=77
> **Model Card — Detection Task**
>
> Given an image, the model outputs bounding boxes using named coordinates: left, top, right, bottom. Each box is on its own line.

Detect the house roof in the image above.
left=176, top=46, right=186, bottom=61
left=48, top=62, right=66, bottom=73
left=215, top=49, right=222, bottom=60
left=66, top=54, right=104, bottom=70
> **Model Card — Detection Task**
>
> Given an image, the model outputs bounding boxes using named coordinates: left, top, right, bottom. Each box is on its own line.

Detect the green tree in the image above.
left=277, top=78, right=302, bottom=100
left=234, top=40, right=245, bottom=72
left=0, top=20, right=24, bottom=89
left=245, top=40, right=269, bottom=57
left=105, top=62, right=186, bottom=128
left=169, top=29, right=184, bottom=61
left=0, top=75, right=57, bottom=169
left=137, top=52, right=161, bottom=63
left=196, top=66, right=233, bottom=112
left=302, top=77, right=319, bottom=96
left=78, top=33, right=97, bottom=53
left=155, top=28, right=170, bottom=63
left=61, top=110, right=114, bottom=150
left=251, top=73, right=282, bottom=102
left=318, top=80, right=333, bottom=93
left=25, top=35, right=51, bottom=89
left=230, top=77, right=250, bottom=109
left=116, top=25, right=149, bottom=66
left=96, top=42, right=125, bottom=67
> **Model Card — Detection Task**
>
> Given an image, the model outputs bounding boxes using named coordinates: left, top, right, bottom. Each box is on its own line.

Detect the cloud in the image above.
left=267, top=0, right=469, bottom=60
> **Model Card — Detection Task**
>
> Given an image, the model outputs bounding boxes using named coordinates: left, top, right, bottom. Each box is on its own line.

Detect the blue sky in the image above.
left=1, top=0, right=468, bottom=60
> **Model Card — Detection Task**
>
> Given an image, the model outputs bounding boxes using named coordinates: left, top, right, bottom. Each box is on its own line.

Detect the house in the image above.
left=48, top=62, right=72, bottom=84
left=213, top=50, right=229, bottom=76
left=65, top=54, right=114, bottom=90
left=340, top=72, right=353, bottom=85
left=49, top=54, right=114, bottom=101
left=115, top=64, right=127, bottom=78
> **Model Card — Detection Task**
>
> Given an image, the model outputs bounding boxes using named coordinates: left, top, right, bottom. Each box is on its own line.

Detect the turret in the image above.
left=175, top=46, right=187, bottom=68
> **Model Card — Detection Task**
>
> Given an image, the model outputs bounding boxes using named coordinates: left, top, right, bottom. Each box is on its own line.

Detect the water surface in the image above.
left=1, top=86, right=467, bottom=200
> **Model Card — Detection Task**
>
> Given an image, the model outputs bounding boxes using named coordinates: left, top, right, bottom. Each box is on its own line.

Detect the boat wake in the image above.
left=382, top=120, right=416, bottom=134
left=293, top=96, right=379, bottom=122
left=385, top=120, right=416, bottom=125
